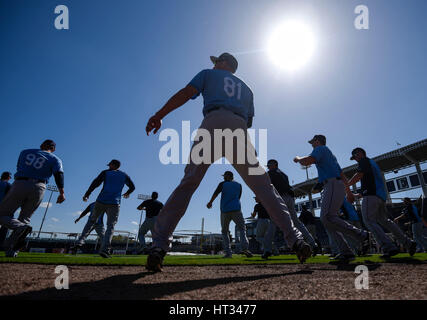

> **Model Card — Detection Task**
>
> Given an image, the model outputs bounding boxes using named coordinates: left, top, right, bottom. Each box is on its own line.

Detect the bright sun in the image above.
left=267, top=20, right=316, bottom=71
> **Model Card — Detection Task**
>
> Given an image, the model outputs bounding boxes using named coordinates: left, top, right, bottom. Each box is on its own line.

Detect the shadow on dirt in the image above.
left=1, top=269, right=314, bottom=300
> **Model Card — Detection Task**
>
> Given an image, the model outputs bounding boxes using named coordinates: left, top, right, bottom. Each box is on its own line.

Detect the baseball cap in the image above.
left=210, top=53, right=238, bottom=73
left=222, top=171, right=233, bottom=178
left=267, top=159, right=278, bottom=166
left=40, top=139, right=56, bottom=150
left=108, top=159, right=121, bottom=168
left=308, top=135, right=326, bottom=145
left=350, top=147, right=366, bottom=160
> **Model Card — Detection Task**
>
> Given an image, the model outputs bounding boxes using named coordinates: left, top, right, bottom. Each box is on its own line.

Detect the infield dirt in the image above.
left=0, top=262, right=426, bottom=300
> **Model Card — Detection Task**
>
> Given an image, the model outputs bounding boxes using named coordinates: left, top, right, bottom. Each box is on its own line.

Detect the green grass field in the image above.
left=0, top=251, right=426, bottom=266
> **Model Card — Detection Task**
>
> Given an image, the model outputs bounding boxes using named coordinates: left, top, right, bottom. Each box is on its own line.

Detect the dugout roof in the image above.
left=292, top=138, right=427, bottom=198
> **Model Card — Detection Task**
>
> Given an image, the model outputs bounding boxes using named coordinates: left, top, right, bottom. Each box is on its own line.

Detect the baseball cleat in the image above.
left=261, top=252, right=272, bottom=260
left=5, top=225, right=32, bottom=252
left=380, top=248, right=399, bottom=259
left=312, top=245, right=321, bottom=257
left=5, top=249, right=18, bottom=258
left=293, top=240, right=312, bottom=264
left=146, top=247, right=166, bottom=272
left=360, top=231, right=371, bottom=255
left=331, top=253, right=355, bottom=264
left=409, top=241, right=417, bottom=256
left=241, top=249, right=253, bottom=258
left=70, top=244, right=82, bottom=255
left=99, top=250, right=111, bottom=258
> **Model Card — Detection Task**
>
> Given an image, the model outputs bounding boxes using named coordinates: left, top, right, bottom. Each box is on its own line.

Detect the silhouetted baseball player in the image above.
left=137, top=192, right=163, bottom=253
left=71, top=202, right=105, bottom=254
left=0, top=140, right=65, bottom=257
left=347, top=147, right=416, bottom=257
left=267, top=159, right=319, bottom=256
left=0, top=171, right=13, bottom=249
left=82, top=159, right=135, bottom=258
left=294, top=135, right=369, bottom=263
left=207, top=171, right=253, bottom=258
left=145, top=53, right=310, bottom=271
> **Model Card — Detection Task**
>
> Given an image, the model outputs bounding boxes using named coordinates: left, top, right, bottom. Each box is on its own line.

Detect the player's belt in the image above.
left=206, top=106, right=246, bottom=120
left=15, top=177, right=46, bottom=184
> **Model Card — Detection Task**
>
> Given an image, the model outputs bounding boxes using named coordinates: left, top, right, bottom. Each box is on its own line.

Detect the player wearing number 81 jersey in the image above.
left=0, top=140, right=65, bottom=257
left=145, top=53, right=310, bottom=271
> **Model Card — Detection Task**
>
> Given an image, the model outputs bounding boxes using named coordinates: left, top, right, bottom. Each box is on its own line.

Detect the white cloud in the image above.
left=132, top=229, right=138, bottom=234
left=131, top=221, right=139, bottom=226
left=39, top=202, right=53, bottom=208
left=51, top=217, right=59, bottom=223
left=72, top=211, right=82, bottom=217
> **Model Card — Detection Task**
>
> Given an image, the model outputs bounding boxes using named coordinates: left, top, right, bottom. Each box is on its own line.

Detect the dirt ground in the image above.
left=0, top=262, right=426, bottom=300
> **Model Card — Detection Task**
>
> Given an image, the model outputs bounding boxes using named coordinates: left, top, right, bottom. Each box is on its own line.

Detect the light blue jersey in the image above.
left=188, top=69, right=254, bottom=121
left=15, top=149, right=63, bottom=183
left=220, top=181, right=242, bottom=213
left=85, top=170, right=135, bottom=205
left=342, top=199, right=360, bottom=221
left=310, top=146, right=342, bottom=183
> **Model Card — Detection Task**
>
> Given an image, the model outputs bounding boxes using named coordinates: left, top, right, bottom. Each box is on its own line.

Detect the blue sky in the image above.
left=0, top=0, right=426, bottom=238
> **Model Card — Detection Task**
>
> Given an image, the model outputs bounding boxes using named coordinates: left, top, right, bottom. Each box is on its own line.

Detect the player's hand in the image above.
left=57, top=194, right=65, bottom=204
left=123, top=192, right=130, bottom=199
left=293, top=156, right=301, bottom=163
left=83, top=196, right=88, bottom=202
left=206, top=202, right=212, bottom=209
left=74, top=218, right=80, bottom=224
left=146, top=115, right=162, bottom=136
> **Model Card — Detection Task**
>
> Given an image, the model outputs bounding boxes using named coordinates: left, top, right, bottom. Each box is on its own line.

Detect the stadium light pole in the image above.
left=37, top=185, right=58, bottom=238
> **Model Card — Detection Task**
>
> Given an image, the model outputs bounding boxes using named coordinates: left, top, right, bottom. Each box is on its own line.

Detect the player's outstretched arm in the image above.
left=293, top=156, right=316, bottom=166
left=207, top=183, right=223, bottom=209
left=146, top=85, right=198, bottom=135
left=83, top=171, right=106, bottom=201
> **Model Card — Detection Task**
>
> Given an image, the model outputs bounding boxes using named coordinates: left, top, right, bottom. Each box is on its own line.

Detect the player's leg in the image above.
left=361, top=196, right=397, bottom=253
left=321, top=180, right=366, bottom=243
left=231, top=211, right=250, bottom=254
left=255, top=219, right=268, bottom=251
left=283, top=194, right=317, bottom=248
left=138, top=218, right=153, bottom=249
left=94, top=221, right=105, bottom=242
left=0, top=181, right=30, bottom=229
left=221, top=212, right=233, bottom=257
left=376, top=200, right=413, bottom=250
left=412, top=221, right=427, bottom=251
left=0, top=226, right=9, bottom=249
left=263, top=220, right=276, bottom=256
left=100, top=204, right=119, bottom=255
left=4, top=182, right=45, bottom=255
left=77, top=203, right=104, bottom=246
left=320, top=180, right=358, bottom=256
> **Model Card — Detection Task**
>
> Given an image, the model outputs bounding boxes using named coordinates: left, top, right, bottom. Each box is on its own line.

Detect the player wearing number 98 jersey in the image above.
left=0, top=139, right=65, bottom=257
left=145, top=53, right=310, bottom=272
